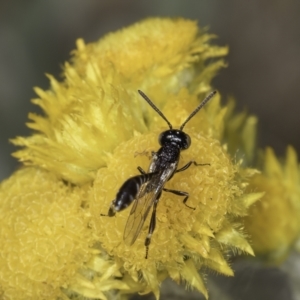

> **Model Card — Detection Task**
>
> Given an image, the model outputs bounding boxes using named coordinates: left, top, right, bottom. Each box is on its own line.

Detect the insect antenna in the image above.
left=138, top=90, right=173, bottom=129
left=180, top=90, right=217, bottom=130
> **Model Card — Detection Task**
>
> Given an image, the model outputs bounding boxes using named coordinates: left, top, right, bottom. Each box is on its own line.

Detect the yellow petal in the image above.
left=181, top=259, right=208, bottom=299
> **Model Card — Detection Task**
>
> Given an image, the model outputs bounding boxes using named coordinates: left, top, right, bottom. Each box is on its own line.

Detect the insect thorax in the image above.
left=149, top=143, right=180, bottom=173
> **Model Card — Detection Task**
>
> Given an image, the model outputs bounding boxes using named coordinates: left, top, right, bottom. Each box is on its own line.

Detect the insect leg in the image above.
left=144, top=198, right=160, bottom=259
left=137, top=151, right=157, bottom=174
left=137, top=166, right=146, bottom=174
left=163, top=188, right=195, bottom=210
left=176, top=160, right=210, bottom=173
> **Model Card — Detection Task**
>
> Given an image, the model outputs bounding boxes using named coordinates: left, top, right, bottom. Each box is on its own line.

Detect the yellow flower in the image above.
left=224, top=99, right=300, bottom=263
left=12, top=18, right=227, bottom=185
left=0, top=167, right=92, bottom=299
left=244, top=146, right=300, bottom=262
left=0, top=18, right=262, bottom=299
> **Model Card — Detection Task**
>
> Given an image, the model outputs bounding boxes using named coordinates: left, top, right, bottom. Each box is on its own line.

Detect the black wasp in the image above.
left=103, top=89, right=216, bottom=258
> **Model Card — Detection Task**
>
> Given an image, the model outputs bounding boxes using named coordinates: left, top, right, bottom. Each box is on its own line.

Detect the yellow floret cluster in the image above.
left=0, top=167, right=92, bottom=299
left=91, top=129, right=256, bottom=298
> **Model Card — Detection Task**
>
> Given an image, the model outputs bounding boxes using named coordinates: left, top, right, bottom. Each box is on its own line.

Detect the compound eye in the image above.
left=158, top=132, right=165, bottom=146
left=184, top=134, right=191, bottom=149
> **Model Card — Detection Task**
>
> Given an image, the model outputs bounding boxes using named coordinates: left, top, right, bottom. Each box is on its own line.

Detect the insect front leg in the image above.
left=101, top=173, right=156, bottom=217
left=176, top=160, right=210, bottom=173
left=137, top=151, right=157, bottom=174
left=163, top=188, right=195, bottom=210
left=134, top=150, right=156, bottom=160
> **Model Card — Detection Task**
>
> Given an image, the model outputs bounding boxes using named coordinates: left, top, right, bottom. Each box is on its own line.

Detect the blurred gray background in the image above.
left=0, top=1, right=300, bottom=299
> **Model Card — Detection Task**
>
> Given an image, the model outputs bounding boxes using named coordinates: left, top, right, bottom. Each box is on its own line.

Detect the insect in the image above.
left=103, top=89, right=217, bottom=258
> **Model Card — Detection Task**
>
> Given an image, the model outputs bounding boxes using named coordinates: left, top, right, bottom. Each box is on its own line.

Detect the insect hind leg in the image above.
left=163, top=188, right=195, bottom=210
left=144, top=201, right=159, bottom=259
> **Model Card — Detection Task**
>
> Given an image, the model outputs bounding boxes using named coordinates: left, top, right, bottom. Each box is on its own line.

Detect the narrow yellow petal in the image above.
left=204, top=248, right=234, bottom=276
left=240, top=192, right=265, bottom=209
left=264, top=147, right=283, bottom=178
left=181, top=259, right=208, bottom=299
left=215, top=223, right=254, bottom=256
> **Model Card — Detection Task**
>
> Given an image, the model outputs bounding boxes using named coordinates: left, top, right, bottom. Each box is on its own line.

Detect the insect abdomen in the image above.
left=109, top=173, right=156, bottom=215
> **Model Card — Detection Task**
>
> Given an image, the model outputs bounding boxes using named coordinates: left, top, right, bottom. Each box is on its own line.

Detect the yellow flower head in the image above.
left=1, top=18, right=263, bottom=299
left=0, top=167, right=92, bottom=299
left=12, top=18, right=227, bottom=185
left=244, top=146, right=300, bottom=262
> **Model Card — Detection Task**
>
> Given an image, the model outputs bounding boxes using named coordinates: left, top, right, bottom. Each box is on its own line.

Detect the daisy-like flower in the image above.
left=1, top=18, right=264, bottom=299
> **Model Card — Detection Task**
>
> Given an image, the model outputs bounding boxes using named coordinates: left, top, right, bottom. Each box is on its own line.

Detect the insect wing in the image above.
left=123, top=178, right=160, bottom=246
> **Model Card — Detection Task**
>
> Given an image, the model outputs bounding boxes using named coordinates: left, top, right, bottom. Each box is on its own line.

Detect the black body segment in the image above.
left=108, top=173, right=157, bottom=216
